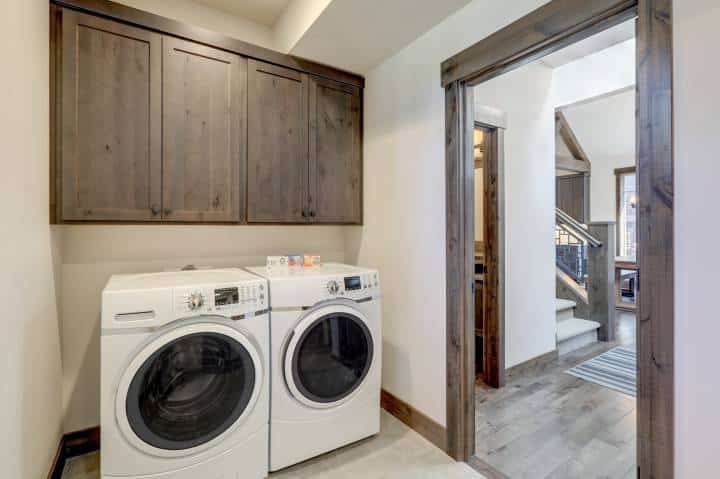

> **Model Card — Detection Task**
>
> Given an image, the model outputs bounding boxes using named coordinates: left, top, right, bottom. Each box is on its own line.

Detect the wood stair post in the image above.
left=587, top=222, right=616, bottom=342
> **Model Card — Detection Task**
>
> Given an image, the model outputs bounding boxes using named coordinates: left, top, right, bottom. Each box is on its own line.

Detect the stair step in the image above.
left=556, top=318, right=601, bottom=342
left=555, top=298, right=577, bottom=312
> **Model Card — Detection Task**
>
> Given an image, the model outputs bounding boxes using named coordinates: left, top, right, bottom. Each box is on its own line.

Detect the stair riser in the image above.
left=556, top=308, right=575, bottom=322
left=558, top=330, right=598, bottom=355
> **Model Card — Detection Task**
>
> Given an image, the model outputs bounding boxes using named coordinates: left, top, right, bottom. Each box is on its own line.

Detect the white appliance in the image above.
left=101, top=269, right=269, bottom=479
left=246, top=263, right=382, bottom=471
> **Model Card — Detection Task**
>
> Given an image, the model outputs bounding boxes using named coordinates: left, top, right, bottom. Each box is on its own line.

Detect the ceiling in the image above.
left=289, top=0, right=474, bottom=74
left=542, top=19, right=635, bottom=68
left=561, top=89, right=636, bottom=159
left=192, top=0, right=291, bottom=26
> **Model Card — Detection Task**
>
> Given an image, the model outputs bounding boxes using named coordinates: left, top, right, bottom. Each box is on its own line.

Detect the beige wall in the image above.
left=61, top=226, right=346, bottom=432
left=345, top=0, right=552, bottom=426
left=114, top=0, right=275, bottom=49
left=0, top=1, right=65, bottom=477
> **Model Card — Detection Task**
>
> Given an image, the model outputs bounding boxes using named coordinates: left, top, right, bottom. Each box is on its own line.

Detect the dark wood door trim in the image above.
left=443, top=2, right=674, bottom=478
left=51, top=0, right=364, bottom=88
left=441, top=0, right=638, bottom=87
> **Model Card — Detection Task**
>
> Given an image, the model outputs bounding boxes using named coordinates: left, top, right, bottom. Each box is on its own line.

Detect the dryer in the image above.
left=246, top=263, right=382, bottom=471
left=101, top=269, right=269, bottom=479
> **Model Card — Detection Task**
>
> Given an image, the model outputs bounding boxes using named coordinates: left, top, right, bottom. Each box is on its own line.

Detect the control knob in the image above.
left=327, top=280, right=340, bottom=295
left=188, top=292, right=204, bottom=311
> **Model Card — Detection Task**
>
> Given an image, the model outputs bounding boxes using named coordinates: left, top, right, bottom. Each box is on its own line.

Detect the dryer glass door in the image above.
left=290, top=312, right=373, bottom=405
left=125, top=331, right=256, bottom=450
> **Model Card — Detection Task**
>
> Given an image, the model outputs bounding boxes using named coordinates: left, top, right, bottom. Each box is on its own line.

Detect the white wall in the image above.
left=674, top=0, right=720, bottom=476
left=0, top=1, right=64, bottom=477
left=552, top=39, right=636, bottom=109
left=562, top=89, right=636, bottom=222
left=345, top=0, right=552, bottom=426
left=473, top=63, right=557, bottom=368
left=115, top=0, right=275, bottom=49
left=61, top=226, right=346, bottom=432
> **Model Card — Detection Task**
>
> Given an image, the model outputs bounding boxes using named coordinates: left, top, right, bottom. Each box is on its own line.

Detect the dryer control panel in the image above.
left=323, top=272, right=380, bottom=302
left=173, top=279, right=267, bottom=316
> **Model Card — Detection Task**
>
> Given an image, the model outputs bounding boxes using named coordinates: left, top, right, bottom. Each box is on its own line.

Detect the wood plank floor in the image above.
left=474, top=312, right=636, bottom=479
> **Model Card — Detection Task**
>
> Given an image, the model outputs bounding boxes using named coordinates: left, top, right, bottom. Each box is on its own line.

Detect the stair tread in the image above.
left=557, top=318, right=601, bottom=342
left=555, top=298, right=577, bottom=312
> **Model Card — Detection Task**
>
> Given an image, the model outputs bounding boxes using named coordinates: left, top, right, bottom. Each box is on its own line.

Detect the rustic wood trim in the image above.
left=46, top=426, right=100, bottom=479
left=556, top=156, right=591, bottom=174
left=443, top=1, right=673, bottom=475
left=505, top=349, right=559, bottom=381
left=441, top=0, right=638, bottom=87
left=556, top=110, right=591, bottom=165
left=51, top=0, right=364, bottom=88
left=482, top=127, right=505, bottom=389
left=587, top=222, right=617, bottom=342
left=380, top=389, right=448, bottom=453
left=467, top=456, right=511, bottom=479
left=49, top=3, right=61, bottom=224
left=615, top=166, right=637, bottom=255
left=637, top=0, right=674, bottom=477
left=445, top=80, right=476, bottom=461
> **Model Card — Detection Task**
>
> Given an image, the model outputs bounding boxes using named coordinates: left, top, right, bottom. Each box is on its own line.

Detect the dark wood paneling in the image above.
left=162, top=37, right=245, bottom=222
left=483, top=128, right=505, bottom=390
left=441, top=0, right=638, bottom=86
left=52, top=0, right=364, bottom=88
left=60, top=9, right=162, bottom=221
left=637, top=0, right=674, bottom=477
left=308, top=76, right=362, bottom=224
left=556, top=174, right=587, bottom=223
left=247, top=60, right=309, bottom=223
left=380, top=389, right=447, bottom=453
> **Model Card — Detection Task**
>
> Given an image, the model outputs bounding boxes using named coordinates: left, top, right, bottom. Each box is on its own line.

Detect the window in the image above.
left=616, top=167, right=637, bottom=258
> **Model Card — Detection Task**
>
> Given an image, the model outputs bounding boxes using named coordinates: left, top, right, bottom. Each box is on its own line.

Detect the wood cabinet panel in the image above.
left=308, top=76, right=362, bottom=224
left=60, top=10, right=161, bottom=221
left=162, top=37, right=245, bottom=222
left=247, top=60, right=309, bottom=223
left=556, top=174, right=587, bottom=223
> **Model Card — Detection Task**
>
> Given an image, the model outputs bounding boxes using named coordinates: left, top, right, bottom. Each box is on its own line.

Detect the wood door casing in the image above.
left=60, top=10, right=161, bottom=221
left=308, top=76, right=362, bottom=224
left=247, top=60, right=309, bottom=223
left=162, top=37, right=245, bottom=222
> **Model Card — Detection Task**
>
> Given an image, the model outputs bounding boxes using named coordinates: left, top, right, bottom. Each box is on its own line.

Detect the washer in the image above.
left=101, top=269, right=269, bottom=479
left=246, top=263, right=382, bottom=471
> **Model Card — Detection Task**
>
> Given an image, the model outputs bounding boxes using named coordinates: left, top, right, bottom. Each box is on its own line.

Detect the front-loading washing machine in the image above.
left=100, top=269, right=269, bottom=479
left=246, top=263, right=382, bottom=471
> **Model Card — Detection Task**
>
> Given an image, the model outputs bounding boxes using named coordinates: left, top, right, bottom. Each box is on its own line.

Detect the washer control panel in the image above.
left=323, top=272, right=380, bottom=300
left=173, top=279, right=267, bottom=316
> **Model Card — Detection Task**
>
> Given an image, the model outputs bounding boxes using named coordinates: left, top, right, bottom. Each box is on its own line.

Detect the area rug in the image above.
left=565, top=346, right=636, bottom=397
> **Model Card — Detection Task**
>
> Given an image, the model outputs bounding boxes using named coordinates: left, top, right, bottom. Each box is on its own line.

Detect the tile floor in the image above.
left=62, top=411, right=485, bottom=479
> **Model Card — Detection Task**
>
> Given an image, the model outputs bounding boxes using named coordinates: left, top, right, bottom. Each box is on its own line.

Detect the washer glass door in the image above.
left=125, top=329, right=257, bottom=451
left=288, top=308, right=374, bottom=406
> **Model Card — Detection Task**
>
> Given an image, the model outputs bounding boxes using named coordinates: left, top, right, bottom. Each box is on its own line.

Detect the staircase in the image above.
left=556, top=298, right=601, bottom=355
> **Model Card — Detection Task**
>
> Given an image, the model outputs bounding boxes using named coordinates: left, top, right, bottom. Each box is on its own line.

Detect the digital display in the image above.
left=214, top=287, right=239, bottom=306
left=344, top=276, right=362, bottom=291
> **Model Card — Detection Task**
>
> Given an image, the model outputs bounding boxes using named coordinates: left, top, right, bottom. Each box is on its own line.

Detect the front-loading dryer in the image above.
left=100, top=269, right=269, bottom=479
left=246, top=263, right=382, bottom=472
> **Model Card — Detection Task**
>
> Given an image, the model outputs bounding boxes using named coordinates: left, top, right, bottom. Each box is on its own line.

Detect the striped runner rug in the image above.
left=565, top=346, right=636, bottom=397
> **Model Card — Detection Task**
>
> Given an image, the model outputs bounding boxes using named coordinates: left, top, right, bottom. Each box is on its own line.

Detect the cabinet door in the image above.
left=60, top=10, right=162, bottom=221
left=308, top=76, right=362, bottom=224
left=162, top=37, right=245, bottom=222
left=247, top=60, right=309, bottom=223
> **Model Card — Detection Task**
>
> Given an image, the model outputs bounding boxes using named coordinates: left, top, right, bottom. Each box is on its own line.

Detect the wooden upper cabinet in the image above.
left=308, top=76, right=362, bottom=224
left=162, top=37, right=246, bottom=222
left=247, top=60, right=309, bottom=223
left=60, top=10, right=162, bottom=221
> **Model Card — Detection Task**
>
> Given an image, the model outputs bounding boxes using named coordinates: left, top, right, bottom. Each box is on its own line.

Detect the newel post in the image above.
left=587, top=222, right=616, bottom=342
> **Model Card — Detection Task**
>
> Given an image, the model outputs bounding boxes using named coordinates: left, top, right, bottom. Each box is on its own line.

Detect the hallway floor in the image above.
left=474, top=312, right=637, bottom=478
left=62, top=411, right=485, bottom=479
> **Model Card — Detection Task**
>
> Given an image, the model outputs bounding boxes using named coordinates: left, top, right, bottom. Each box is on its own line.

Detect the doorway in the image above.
left=442, top=1, right=673, bottom=478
